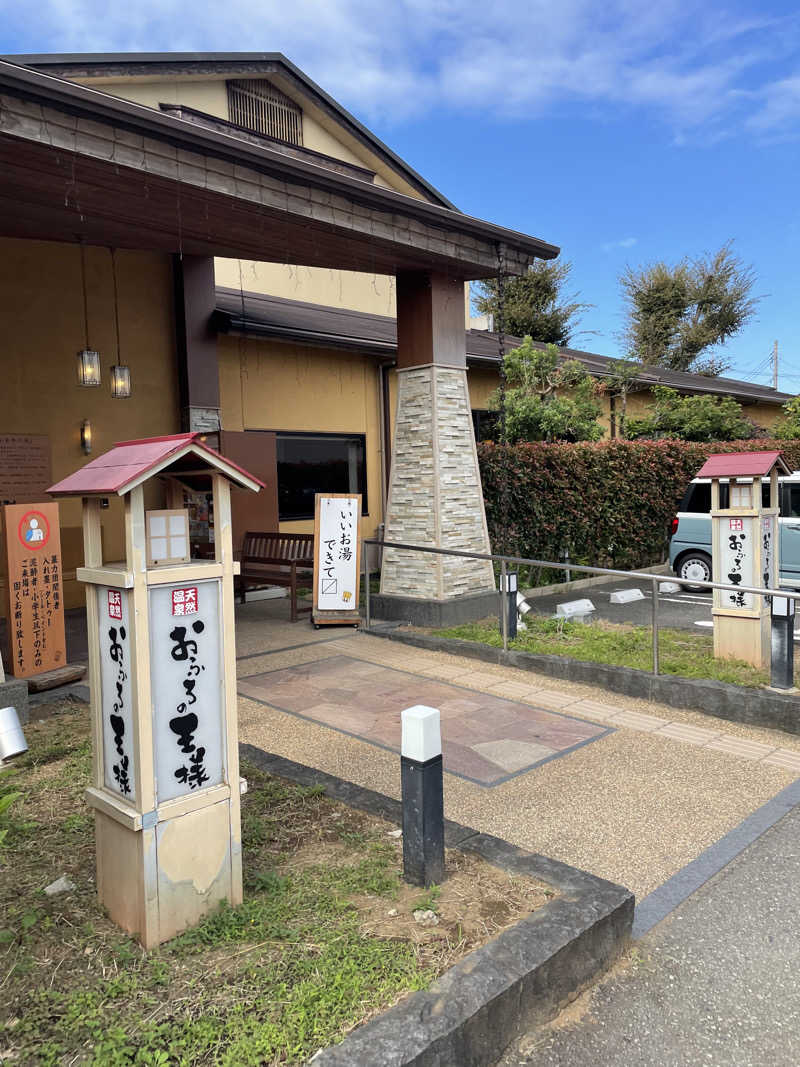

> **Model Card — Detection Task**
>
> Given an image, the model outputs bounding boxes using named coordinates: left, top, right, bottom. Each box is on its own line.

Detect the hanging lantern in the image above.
left=110, top=363, right=131, bottom=399
left=77, top=348, right=102, bottom=387
left=109, top=249, right=133, bottom=399
left=77, top=244, right=101, bottom=387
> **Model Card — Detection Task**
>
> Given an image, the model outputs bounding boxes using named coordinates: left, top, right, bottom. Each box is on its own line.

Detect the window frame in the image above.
left=274, top=430, right=368, bottom=522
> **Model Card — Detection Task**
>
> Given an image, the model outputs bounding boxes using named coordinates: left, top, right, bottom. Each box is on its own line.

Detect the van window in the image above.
left=784, top=485, right=800, bottom=518
left=683, top=483, right=711, bottom=513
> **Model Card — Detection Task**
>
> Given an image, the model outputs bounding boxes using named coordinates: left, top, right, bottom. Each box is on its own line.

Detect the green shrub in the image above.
left=479, top=438, right=800, bottom=571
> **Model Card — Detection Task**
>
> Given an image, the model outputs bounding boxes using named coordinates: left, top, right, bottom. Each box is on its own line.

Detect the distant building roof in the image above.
left=48, top=433, right=263, bottom=497
left=696, top=451, right=791, bottom=478
left=214, top=289, right=795, bottom=408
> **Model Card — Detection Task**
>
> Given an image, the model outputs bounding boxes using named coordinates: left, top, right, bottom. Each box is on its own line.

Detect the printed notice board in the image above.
left=3, top=502, right=67, bottom=677
left=313, top=494, right=362, bottom=625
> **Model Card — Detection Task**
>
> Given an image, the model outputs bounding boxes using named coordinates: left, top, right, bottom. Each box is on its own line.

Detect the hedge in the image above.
left=478, top=438, right=800, bottom=573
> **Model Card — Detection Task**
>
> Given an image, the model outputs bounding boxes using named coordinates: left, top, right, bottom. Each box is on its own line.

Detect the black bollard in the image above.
left=771, top=594, right=796, bottom=690
left=501, top=570, right=518, bottom=641
left=400, top=705, right=445, bottom=887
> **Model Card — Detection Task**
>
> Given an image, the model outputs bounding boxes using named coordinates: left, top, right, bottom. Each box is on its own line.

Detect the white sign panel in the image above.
left=97, top=587, right=136, bottom=801
left=718, top=516, right=755, bottom=610
left=316, top=495, right=360, bottom=612
left=149, top=579, right=224, bottom=803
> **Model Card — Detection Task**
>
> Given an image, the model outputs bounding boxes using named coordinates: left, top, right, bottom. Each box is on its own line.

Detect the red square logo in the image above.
left=107, top=590, right=122, bottom=620
left=172, top=587, right=198, bottom=616
left=729, top=518, right=743, bottom=531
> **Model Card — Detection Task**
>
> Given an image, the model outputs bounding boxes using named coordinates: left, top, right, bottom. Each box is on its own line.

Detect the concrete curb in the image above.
left=370, top=629, right=800, bottom=737
left=522, top=563, right=670, bottom=600
left=240, top=745, right=634, bottom=1067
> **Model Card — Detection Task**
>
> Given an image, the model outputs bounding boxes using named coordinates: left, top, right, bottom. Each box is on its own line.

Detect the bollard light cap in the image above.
left=772, top=594, right=795, bottom=618
left=401, top=705, right=441, bottom=763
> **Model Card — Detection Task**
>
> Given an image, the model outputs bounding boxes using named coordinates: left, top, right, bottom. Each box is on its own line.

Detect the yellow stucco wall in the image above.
left=0, top=238, right=180, bottom=615
left=746, top=402, right=781, bottom=432
left=218, top=336, right=385, bottom=539
left=214, top=259, right=398, bottom=317
left=97, top=77, right=229, bottom=118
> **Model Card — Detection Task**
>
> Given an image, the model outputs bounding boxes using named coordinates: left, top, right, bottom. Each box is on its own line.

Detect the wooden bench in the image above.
left=236, top=532, right=314, bottom=622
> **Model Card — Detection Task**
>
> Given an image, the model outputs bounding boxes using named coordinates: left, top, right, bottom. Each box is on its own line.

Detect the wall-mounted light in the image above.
left=77, top=348, right=101, bottom=387
left=111, top=363, right=131, bottom=399
left=81, top=419, right=93, bottom=455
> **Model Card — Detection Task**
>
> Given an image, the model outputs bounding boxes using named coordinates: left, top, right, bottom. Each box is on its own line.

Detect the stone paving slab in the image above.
left=238, top=654, right=611, bottom=786
left=234, top=624, right=798, bottom=898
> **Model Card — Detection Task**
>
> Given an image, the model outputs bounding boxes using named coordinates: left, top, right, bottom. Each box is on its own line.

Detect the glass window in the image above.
left=276, top=433, right=366, bottom=521
left=784, top=485, right=800, bottom=518
left=472, top=410, right=500, bottom=442
left=684, top=483, right=711, bottom=513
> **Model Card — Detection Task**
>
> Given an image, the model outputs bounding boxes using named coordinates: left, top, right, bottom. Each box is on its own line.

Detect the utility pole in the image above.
left=773, top=339, right=779, bottom=391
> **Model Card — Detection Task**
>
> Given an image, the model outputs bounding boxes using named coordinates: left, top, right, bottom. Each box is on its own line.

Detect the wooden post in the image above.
left=213, top=472, right=243, bottom=905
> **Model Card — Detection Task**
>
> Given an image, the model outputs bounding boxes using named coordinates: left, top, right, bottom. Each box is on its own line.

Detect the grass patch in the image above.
left=1, top=705, right=547, bottom=1066
left=437, top=616, right=771, bottom=688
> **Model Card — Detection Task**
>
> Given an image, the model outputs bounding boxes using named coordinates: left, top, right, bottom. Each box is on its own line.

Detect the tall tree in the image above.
left=620, top=243, right=759, bottom=375
left=473, top=260, right=591, bottom=347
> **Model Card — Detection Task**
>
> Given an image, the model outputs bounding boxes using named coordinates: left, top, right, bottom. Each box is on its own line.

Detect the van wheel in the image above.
left=677, top=552, right=712, bottom=591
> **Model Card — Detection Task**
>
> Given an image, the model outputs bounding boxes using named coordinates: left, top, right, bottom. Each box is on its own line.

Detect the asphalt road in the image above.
left=525, top=576, right=714, bottom=632
left=502, top=802, right=800, bottom=1067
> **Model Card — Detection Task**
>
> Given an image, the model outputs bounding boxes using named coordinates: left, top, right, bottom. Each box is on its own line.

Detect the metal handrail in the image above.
left=361, top=537, right=795, bottom=674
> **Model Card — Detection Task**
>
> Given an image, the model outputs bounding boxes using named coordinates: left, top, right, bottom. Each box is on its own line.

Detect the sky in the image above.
left=2, top=0, right=799, bottom=391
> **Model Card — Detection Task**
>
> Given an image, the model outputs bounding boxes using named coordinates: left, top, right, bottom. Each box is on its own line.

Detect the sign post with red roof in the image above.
left=695, top=450, right=789, bottom=669
left=49, top=434, right=263, bottom=948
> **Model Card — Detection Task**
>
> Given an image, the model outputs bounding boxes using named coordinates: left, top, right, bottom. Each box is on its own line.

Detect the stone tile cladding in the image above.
left=381, top=366, right=496, bottom=600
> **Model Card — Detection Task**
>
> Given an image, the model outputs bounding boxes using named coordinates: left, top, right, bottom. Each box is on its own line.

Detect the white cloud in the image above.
left=602, top=237, right=638, bottom=252
left=745, top=74, right=800, bottom=135
left=3, top=0, right=799, bottom=137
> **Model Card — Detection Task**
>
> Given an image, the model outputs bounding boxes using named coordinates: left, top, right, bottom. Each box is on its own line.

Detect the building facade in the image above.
left=0, top=52, right=792, bottom=618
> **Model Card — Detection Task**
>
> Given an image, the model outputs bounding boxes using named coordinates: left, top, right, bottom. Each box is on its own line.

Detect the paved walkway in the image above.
left=500, top=802, right=800, bottom=1066
left=235, top=599, right=800, bottom=899
left=239, top=654, right=610, bottom=786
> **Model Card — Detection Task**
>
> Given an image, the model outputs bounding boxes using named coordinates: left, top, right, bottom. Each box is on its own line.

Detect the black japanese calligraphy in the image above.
left=168, top=615, right=209, bottom=789
left=105, top=623, right=131, bottom=795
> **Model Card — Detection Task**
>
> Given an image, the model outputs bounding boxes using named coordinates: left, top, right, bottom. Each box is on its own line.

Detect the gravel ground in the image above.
left=236, top=631, right=795, bottom=899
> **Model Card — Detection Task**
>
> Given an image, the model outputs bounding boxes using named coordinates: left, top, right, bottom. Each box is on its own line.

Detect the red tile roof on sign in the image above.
left=47, top=432, right=264, bottom=496
left=696, top=451, right=791, bottom=479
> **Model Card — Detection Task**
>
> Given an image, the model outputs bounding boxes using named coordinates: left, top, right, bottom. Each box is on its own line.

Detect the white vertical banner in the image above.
left=762, top=515, right=774, bottom=591
left=315, top=495, right=361, bottom=613
left=97, top=587, right=136, bottom=802
left=149, top=579, right=224, bottom=803
left=717, top=516, right=755, bottom=610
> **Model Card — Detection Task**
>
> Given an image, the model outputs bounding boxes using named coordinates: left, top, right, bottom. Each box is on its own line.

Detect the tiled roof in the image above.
left=696, top=451, right=791, bottom=478
left=48, top=433, right=264, bottom=496
left=215, top=289, right=795, bottom=407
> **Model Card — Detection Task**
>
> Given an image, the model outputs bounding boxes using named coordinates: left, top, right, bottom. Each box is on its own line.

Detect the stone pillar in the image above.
left=173, top=256, right=221, bottom=434
left=374, top=272, right=496, bottom=626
